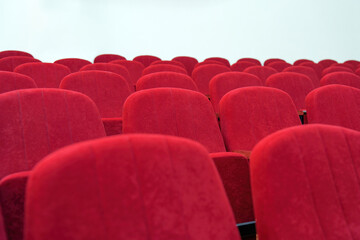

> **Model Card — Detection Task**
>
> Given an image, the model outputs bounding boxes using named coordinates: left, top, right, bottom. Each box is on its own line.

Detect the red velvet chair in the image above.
left=251, top=124, right=360, bottom=240
left=318, top=59, right=337, bottom=69
left=25, top=134, right=241, bottom=240
left=142, top=64, right=187, bottom=76
left=172, top=56, right=198, bottom=75
left=356, top=68, right=360, bottom=77
left=192, top=64, right=231, bottom=96
left=322, top=66, right=354, bottom=77
left=299, top=61, right=324, bottom=79
left=264, top=58, right=285, bottom=66
left=230, top=61, right=257, bottom=72
left=0, top=71, right=37, bottom=94
left=283, top=65, right=320, bottom=87
left=54, top=58, right=91, bottom=73
left=94, top=54, right=125, bottom=63
left=243, top=66, right=278, bottom=85
left=320, top=72, right=360, bottom=89
left=266, top=72, right=315, bottom=111
left=267, top=61, right=292, bottom=72
left=110, top=60, right=144, bottom=89
left=330, top=63, right=353, bottom=70
left=60, top=70, right=133, bottom=136
left=133, top=55, right=161, bottom=67
left=194, top=60, right=226, bottom=69
left=80, top=63, right=131, bottom=84
left=204, top=57, right=230, bottom=67
left=14, top=62, right=70, bottom=88
left=344, top=60, right=360, bottom=70
left=219, top=87, right=301, bottom=153
left=0, top=50, right=33, bottom=59
left=136, top=72, right=198, bottom=91
left=293, top=59, right=314, bottom=65
left=0, top=57, right=40, bottom=72
left=123, top=88, right=253, bottom=224
left=236, top=58, right=261, bottom=66
left=306, top=84, right=360, bottom=131
left=209, top=72, right=262, bottom=113
left=150, top=60, right=186, bottom=69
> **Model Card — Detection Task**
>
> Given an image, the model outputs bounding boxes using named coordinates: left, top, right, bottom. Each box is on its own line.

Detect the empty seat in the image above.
left=299, top=61, right=324, bottom=78
left=54, top=58, right=91, bottom=73
left=344, top=60, right=360, bottom=70
left=264, top=58, right=285, bottom=66
left=251, top=124, right=360, bottom=240
left=14, top=63, right=71, bottom=88
left=230, top=61, right=257, bottom=72
left=192, top=64, right=231, bottom=96
left=133, top=55, right=161, bottom=67
left=193, top=60, right=225, bottom=69
left=136, top=72, right=198, bottom=91
left=293, top=59, right=314, bottom=65
left=0, top=50, right=33, bottom=59
left=0, top=57, right=40, bottom=72
left=266, top=72, right=314, bottom=111
left=80, top=63, right=131, bottom=84
left=322, top=66, right=353, bottom=77
left=110, top=60, right=144, bottom=88
left=306, top=84, right=360, bottom=131
left=204, top=57, right=230, bottom=67
left=150, top=60, right=186, bottom=69
left=209, top=72, right=262, bottom=113
left=60, top=70, right=133, bottom=135
left=356, top=68, right=360, bottom=77
left=0, top=71, right=37, bottom=94
left=330, top=63, right=353, bottom=70
left=267, top=61, right=292, bottom=72
left=172, top=56, right=198, bottom=75
left=219, top=87, right=301, bottom=152
left=94, top=54, right=125, bottom=63
left=318, top=59, right=337, bottom=69
left=243, top=66, right=278, bottom=84
left=283, top=66, right=320, bottom=87
left=320, top=72, right=360, bottom=89
left=236, top=58, right=261, bottom=66
left=25, top=134, right=241, bottom=240
left=142, top=64, right=187, bottom=76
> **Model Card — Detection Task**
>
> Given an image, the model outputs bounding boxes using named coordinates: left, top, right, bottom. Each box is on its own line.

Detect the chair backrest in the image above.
left=318, top=59, right=337, bottom=69
left=243, top=66, right=278, bottom=84
left=219, top=87, right=301, bottom=151
left=293, top=59, right=314, bottom=66
left=0, top=50, right=33, bottom=59
left=193, top=60, right=225, bottom=69
left=264, top=58, right=285, bottom=66
left=283, top=66, right=320, bottom=87
left=123, top=88, right=226, bottom=153
left=0, top=88, right=106, bottom=179
left=136, top=72, right=198, bottom=91
left=331, top=63, right=353, bottom=70
left=267, top=61, right=292, bottom=72
left=251, top=124, right=360, bottom=240
left=133, top=55, right=161, bottom=67
left=60, top=70, right=133, bottom=118
left=191, top=64, right=231, bottom=96
left=236, top=58, right=261, bottom=65
left=322, top=66, right=353, bottom=77
left=25, top=134, right=240, bottom=240
left=320, top=72, right=360, bottom=89
left=110, top=60, right=144, bottom=87
left=150, top=60, right=186, bottom=69
left=306, top=84, right=360, bottom=131
left=14, top=63, right=71, bottom=88
left=344, top=60, right=360, bottom=70
left=80, top=63, right=131, bottom=84
left=204, top=57, right=230, bottom=67
left=0, top=57, right=40, bottom=72
left=0, top=71, right=37, bottom=94
left=230, top=61, right=257, bottom=72
left=299, top=61, right=324, bottom=78
left=209, top=72, right=262, bottom=113
left=94, top=54, right=125, bottom=63
left=54, top=58, right=91, bottom=73
left=266, top=72, right=314, bottom=110
left=172, top=56, right=198, bottom=75
left=142, top=64, right=187, bottom=76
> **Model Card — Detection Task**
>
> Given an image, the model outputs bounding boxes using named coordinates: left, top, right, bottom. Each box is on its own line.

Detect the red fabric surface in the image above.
left=251, top=124, right=360, bottom=240
left=344, top=60, right=360, bottom=70
left=230, top=61, right=257, bottom=72
left=25, top=134, right=241, bottom=240
left=299, top=61, right=324, bottom=78
left=0, top=71, right=37, bottom=94
left=318, top=59, right=337, bottom=68
left=80, top=63, right=131, bottom=83
left=266, top=72, right=315, bottom=110
left=331, top=63, right=353, bottom=70
left=356, top=68, right=360, bottom=77
left=243, top=66, right=278, bottom=84
left=0, top=204, right=7, bottom=240
left=320, top=72, right=360, bottom=89
left=306, top=84, right=360, bottom=131
left=150, top=60, right=186, bottom=69
left=267, top=61, right=292, bottom=72
left=0, top=88, right=106, bottom=179
left=283, top=66, right=320, bottom=87
left=94, top=54, right=125, bottom=63
left=142, top=64, right=187, bottom=76
left=0, top=171, right=29, bottom=240
left=236, top=58, right=261, bottom=65
left=136, top=72, right=198, bottom=91
left=194, top=60, right=226, bottom=69
left=219, top=86, right=301, bottom=151
left=54, top=58, right=91, bottom=73
left=322, top=66, right=353, bottom=77
left=14, top=63, right=71, bottom=88
left=264, top=58, right=285, bottom=66
left=123, top=88, right=226, bottom=153
left=209, top=72, right=262, bottom=113
left=204, top=57, right=230, bottom=67
left=191, top=64, right=231, bottom=96
left=133, top=55, right=161, bottom=67
left=172, top=56, right=198, bottom=75
left=293, top=59, right=314, bottom=65
left=60, top=70, right=133, bottom=118
left=0, top=57, right=40, bottom=72
left=102, top=118, right=122, bottom=136
left=110, top=60, right=144, bottom=88
left=0, top=51, right=33, bottom=59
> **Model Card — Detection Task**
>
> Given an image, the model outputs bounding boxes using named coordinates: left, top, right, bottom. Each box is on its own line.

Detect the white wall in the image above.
left=1, top=0, right=359, bottom=63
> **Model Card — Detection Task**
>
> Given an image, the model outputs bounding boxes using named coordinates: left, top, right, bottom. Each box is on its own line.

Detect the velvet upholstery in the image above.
left=266, top=72, right=314, bottom=110
left=172, top=56, right=198, bottom=75
left=0, top=88, right=106, bottom=179
left=80, top=63, right=131, bottom=83
left=306, top=85, right=360, bottom=131
left=236, top=58, right=261, bottom=65
left=0, top=71, right=37, bottom=94
left=230, top=61, right=257, bottom=72
left=267, top=61, right=292, bottom=72
left=110, top=60, right=144, bottom=88
left=0, top=57, right=40, bottom=72
left=299, top=61, right=324, bottom=78
left=219, top=87, right=301, bottom=151
left=150, top=60, right=186, bottom=69
left=0, top=171, right=29, bottom=240
left=194, top=60, right=226, bottom=69
left=0, top=205, right=7, bottom=240
left=344, top=60, right=360, bottom=70
left=318, top=59, right=337, bottom=68
left=293, top=59, right=314, bottom=65
left=204, top=57, right=230, bottom=67
left=54, top=58, right=91, bottom=73
left=331, top=63, right=353, bottom=70
left=251, top=124, right=360, bottom=240
left=209, top=72, right=262, bottom=113
left=264, top=58, right=285, bottom=66
left=320, top=72, right=360, bottom=89
left=136, top=72, right=198, bottom=91
left=284, top=66, right=320, bottom=87
left=94, top=54, right=125, bottom=63
left=14, top=63, right=71, bottom=88
left=322, top=66, right=352, bottom=77
left=0, top=51, right=33, bottom=59
left=356, top=68, right=360, bottom=77
left=243, top=66, right=278, bottom=84
left=133, top=55, right=161, bottom=67
left=191, top=64, right=231, bottom=96
left=142, top=64, right=187, bottom=76
left=25, top=134, right=241, bottom=240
